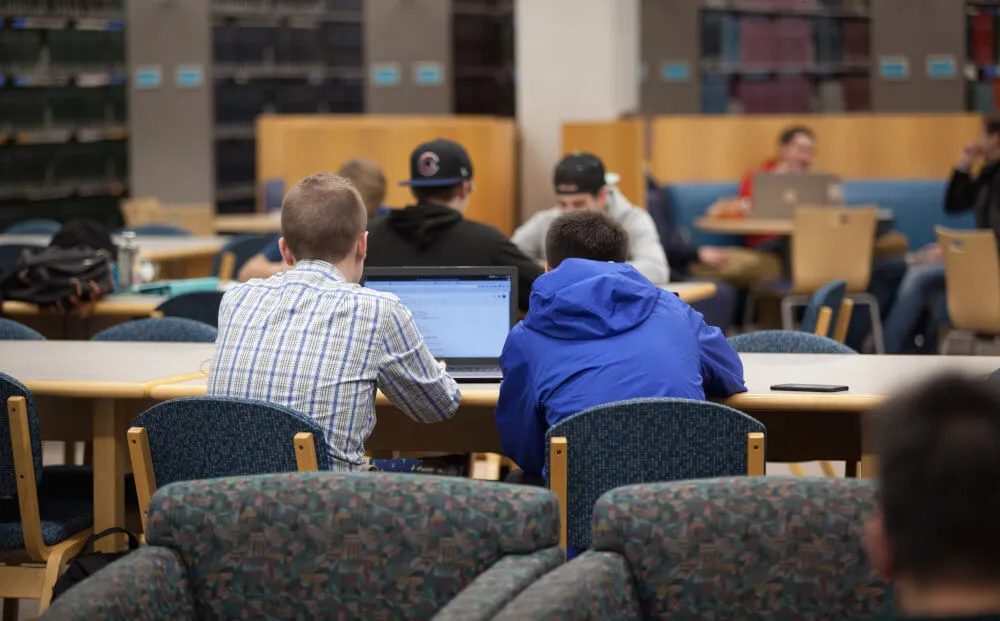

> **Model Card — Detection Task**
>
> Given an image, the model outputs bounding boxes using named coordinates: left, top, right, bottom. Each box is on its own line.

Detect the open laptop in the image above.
left=752, top=173, right=844, bottom=218
left=362, top=267, right=517, bottom=382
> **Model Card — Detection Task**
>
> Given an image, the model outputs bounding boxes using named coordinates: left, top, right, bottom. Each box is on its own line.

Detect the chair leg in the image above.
left=850, top=293, right=885, bottom=354
left=62, top=442, right=76, bottom=466
left=788, top=463, right=805, bottom=476
left=780, top=297, right=796, bottom=331
left=940, top=331, right=954, bottom=356
left=82, top=442, right=93, bottom=466
left=37, top=530, right=91, bottom=613
left=742, top=291, right=757, bottom=331
left=819, top=461, right=837, bottom=477
left=1, top=597, right=17, bottom=621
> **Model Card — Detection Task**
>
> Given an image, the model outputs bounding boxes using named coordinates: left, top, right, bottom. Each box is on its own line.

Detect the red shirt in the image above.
left=738, top=159, right=779, bottom=248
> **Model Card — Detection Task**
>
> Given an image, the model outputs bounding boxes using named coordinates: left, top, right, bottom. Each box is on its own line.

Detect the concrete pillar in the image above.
left=515, top=0, right=640, bottom=221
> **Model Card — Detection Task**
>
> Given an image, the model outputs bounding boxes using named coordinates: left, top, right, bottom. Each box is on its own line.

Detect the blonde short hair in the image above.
left=338, top=158, right=387, bottom=216
left=280, top=173, right=366, bottom=262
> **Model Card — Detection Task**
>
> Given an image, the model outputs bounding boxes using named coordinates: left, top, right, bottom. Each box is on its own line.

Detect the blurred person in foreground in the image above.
left=867, top=373, right=1000, bottom=619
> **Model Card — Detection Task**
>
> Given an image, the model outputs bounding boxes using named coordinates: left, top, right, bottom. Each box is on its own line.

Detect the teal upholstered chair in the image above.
left=41, top=472, right=563, bottom=621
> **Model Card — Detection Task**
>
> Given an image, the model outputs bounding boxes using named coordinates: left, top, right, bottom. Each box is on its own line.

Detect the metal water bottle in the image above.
left=117, top=231, right=139, bottom=290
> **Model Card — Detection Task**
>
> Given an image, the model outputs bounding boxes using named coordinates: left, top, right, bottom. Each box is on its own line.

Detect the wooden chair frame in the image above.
left=1, top=397, right=91, bottom=615
left=549, top=431, right=765, bottom=557
left=127, top=427, right=322, bottom=534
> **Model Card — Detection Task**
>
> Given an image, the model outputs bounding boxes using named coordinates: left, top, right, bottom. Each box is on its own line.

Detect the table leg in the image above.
left=859, top=454, right=879, bottom=480
left=92, top=399, right=128, bottom=552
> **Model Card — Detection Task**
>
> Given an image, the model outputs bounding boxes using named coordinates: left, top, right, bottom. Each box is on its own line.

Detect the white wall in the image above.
left=515, top=0, right=639, bottom=220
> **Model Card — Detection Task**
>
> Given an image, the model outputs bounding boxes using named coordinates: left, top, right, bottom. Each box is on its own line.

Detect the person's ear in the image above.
left=278, top=237, right=295, bottom=267
left=544, top=262, right=551, bottom=273
left=357, top=231, right=368, bottom=262
left=462, top=180, right=473, bottom=198
left=864, top=510, right=894, bottom=580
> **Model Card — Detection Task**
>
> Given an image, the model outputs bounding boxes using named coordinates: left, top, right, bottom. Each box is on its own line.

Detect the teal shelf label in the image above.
left=414, top=62, right=444, bottom=86
left=134, top=66, right=162, bottom=89
left=879, top=56, right=909, bottom=81
left=661, top=61, right=691, bottom=83
left=175, top=65, right=204, bottom=88
left=371, top=63, right=401, bottom=87
left=926, top=55, right=957, bottom=80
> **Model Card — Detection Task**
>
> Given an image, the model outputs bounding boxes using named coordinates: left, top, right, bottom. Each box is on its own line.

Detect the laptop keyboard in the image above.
left=452, top=366, right=499, bottom=374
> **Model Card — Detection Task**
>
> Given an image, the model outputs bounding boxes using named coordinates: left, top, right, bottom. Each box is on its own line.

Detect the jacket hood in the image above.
left=387, top=203, right=463, bottom=250
left=524, top=259, right=659, bottom=340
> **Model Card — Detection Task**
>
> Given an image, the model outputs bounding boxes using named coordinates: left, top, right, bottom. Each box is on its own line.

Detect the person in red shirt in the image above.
left=737, top=125, right=816, bottom=248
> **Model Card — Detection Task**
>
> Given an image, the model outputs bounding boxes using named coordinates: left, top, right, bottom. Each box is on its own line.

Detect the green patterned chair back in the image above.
left=145, top=472, right=561, bottom=620
left=592, top=477, right=892, bottom=619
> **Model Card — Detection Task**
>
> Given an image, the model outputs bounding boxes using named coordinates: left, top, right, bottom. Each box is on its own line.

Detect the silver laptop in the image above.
left=751, top=173, right=844, bottom=218
left=362, top=267, right=517, bottom=383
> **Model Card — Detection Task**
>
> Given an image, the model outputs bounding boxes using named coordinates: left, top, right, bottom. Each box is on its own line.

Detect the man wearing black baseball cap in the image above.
left=366, top=138, right=542, bottom=310
left=511, top=152, right=669, bottom=284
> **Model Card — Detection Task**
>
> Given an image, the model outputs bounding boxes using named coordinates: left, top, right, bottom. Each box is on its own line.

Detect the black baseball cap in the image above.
left=554, top=152, right=606, bottom=195
left=400, top=139, right=474, bottom=187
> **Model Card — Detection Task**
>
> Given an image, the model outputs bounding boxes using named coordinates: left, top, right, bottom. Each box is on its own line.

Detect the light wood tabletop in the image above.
left=0, top=234, right=228, bottom=262
left=694, top=209, right=894, bottom=236
left=663, top=281, right=717, bottom=304
left=215, top=212, right=281, bottom=234
left=0, top=341, right=215, bottom=398
left=2, top=293, right=168, bottom=318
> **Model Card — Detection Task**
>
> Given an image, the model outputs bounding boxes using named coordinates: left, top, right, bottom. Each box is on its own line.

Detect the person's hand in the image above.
left=958, top=139, right=985, bottom=170
left=707, top=198, right=750, bottom=218
left=923, top=243, right=942, bottom=263
left=698, top=246, right=729, bottom=268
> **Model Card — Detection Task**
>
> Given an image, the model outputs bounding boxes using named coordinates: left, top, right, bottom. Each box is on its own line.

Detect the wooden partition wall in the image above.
left=257, top=115, right=517, bottom=234
left=649, top=114, right=984, bottom=183
left=562, top=120, right=645, bottom=204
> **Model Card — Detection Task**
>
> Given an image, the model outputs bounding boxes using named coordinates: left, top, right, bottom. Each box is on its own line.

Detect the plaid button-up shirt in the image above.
left=208, top=260, right=461, bottom=470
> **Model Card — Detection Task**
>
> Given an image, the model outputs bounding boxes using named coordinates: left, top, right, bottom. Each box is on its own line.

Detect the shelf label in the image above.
left=135, top=65, right=162, bottom=89
left=414, top=62, right=444, bottom=86
left=879, top=56, right=909, bottom=81
left=926, top=55, right=957, bottom=80
left=371, top=63, right=401, bottom=87
left=176, top=65, right=204, bottom=88
left=661, top=61, right=691, bottom=83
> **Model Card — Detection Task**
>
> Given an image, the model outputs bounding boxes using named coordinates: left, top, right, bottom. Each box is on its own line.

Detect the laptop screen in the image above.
left=364, top=273, right=513, bottom=359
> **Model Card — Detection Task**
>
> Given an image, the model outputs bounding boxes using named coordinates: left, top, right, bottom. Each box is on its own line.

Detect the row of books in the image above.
left=702, top=13, right=869, bottom=66
left=702, top=75, right=870, bottom=113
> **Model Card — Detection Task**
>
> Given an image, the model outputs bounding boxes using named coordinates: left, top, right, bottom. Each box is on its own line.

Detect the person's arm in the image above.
left=491, top=232, right=545, bottom=312
left=495, top=336, right=546, bottom=476
left=624, top=210, right=670, bottom=284
left=684, top=301, right=746, bottom=397
left=510, top=212, right=546, bottom=262
left=237, top=240, right=289, bottom=282
left=377, top=302, right=461, bottom=422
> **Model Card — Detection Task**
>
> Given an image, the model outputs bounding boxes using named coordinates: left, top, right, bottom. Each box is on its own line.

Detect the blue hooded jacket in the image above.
left=495, top=259, right=747, bottom=476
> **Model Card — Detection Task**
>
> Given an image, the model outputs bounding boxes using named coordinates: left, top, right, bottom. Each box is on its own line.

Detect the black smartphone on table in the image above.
left=770, top=383, right=849, bottom=393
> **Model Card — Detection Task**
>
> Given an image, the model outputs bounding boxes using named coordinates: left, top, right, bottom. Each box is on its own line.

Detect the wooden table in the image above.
left=150, top=352, right=1000, bottom=471
left=0, top=234, right=228, bottom=279
left=694, top=209, right=894, bottom=236
left=2, top=293, right=169, bottom=319
left=664, top=281, right=717, bottom=304
left=0, top=341, right=216, bottom=551
left=215, top=212, right=281, bottom=234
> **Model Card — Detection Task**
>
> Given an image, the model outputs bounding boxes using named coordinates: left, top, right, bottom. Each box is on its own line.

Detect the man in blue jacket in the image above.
left=496, top=210, right=747, bottom=481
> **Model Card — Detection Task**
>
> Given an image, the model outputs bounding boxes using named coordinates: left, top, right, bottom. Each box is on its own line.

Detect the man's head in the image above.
left=866, top=374, right=1000, bottom=609
left=984, top=116, right=1000, bottom=161
left=777, top=126, right=816, bottom=172
left=279, top=172, right=368, bottom=281
left=554, top=152, right=609, bottom=212
left=545, top=210, right=628, bottom=270
left=401, top=139, right=474, bottom=212
left=337, top=158, right=387, bottom=218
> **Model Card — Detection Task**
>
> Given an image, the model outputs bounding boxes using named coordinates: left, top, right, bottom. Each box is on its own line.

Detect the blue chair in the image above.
left=0, top=243, right=43, bottom=274
left=121, top=224, right=191, bottom=236
left=153, top=291, right=225, bottom=328
left=4, top=219, right=61, bottom=235
left=92, top=317, right=217, bottom=343
left=728, top=330, right=858, bottom=354
left=211, top=234, right=273, bottom=280
left=799, top=279, right=848, bottom=339
left=127, top=397, right=330, bottom=531
left=0, top=318, right=45, bottom=340
left=545, top=398, right=765, bottom=555
left=0, top=373, right=92, bottom=612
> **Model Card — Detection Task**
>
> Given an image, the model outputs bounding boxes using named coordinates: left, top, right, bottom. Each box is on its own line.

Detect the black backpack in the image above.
left=50, top=528, right=139, bottom=602
left=0, top=219, right=116, bottom=312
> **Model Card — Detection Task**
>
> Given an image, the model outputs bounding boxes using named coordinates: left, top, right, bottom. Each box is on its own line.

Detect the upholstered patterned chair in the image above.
left=92, top=317, right=217, bottom=343
left=41, top=472, right=563, bottom=621
left=728, top=330, right=857, bottom=354
left=496, top=477, right=891, bottom=620
left=546, top=399, right=765, bottom=555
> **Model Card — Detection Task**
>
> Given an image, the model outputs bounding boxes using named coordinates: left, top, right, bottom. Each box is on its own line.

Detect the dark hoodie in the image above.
left=366, top=203, right=542, bottom=311
left=495, top=259, right=746, bottom=477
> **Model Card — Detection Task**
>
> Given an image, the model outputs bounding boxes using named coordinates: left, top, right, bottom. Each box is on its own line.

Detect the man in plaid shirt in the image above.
left=208, top=172, right=461, bottom=471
